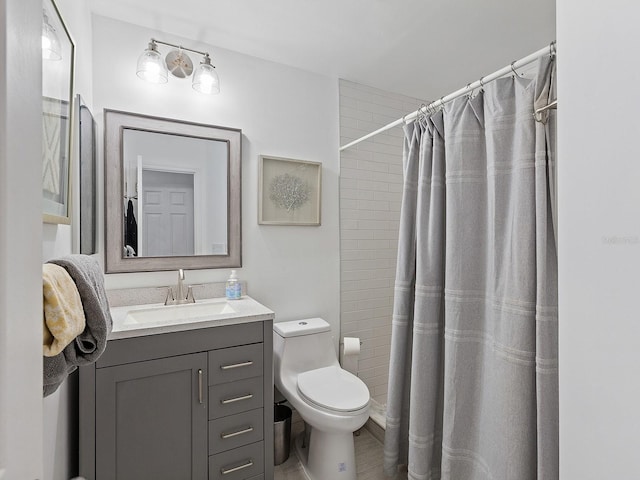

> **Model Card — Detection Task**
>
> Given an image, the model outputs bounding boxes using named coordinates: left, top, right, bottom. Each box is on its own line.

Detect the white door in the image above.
left=141, top=169, right=195, bottom=256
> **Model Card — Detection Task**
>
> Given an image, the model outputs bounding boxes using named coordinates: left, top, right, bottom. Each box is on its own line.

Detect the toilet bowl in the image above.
left=273, top=318, right=370, bottom=480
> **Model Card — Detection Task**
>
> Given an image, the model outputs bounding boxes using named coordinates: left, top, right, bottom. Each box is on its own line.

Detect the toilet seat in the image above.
left=296, top=365, right=370, bottom=412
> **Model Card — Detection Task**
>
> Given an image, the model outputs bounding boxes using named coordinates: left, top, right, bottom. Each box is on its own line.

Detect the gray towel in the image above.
left=43, top=255, right=112, bottom=397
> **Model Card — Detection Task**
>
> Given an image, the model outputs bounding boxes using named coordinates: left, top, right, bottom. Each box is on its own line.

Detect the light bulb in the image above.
left=42, top=11, right=61, bottom=61
left=192, top=54, right=220, bottom=95
left=136, top=41, right=168, bottom=84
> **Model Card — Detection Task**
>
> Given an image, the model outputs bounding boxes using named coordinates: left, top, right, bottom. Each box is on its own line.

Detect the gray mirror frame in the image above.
left=104, top=109, right=242, bottom=273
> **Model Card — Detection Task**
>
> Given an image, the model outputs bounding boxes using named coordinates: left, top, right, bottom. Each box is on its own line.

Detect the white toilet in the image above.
left=273, top=318, right=370, bottom=480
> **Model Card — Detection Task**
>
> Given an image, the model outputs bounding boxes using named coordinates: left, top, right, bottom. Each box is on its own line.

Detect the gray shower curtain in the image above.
left=384, top=56, right=557, bottom=480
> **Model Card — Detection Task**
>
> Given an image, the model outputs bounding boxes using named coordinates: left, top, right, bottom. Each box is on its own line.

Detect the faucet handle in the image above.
left=164, top=287, right=175, bottom=305
left=185, top=285, right=196, bottom=303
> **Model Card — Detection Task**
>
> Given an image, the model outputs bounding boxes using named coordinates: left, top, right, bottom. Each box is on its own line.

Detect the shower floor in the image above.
left=368, top=399, right=386, bottom=429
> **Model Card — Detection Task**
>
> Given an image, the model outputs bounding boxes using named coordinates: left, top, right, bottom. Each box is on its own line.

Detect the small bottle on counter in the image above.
left=225, top=270, right=242, bottom=300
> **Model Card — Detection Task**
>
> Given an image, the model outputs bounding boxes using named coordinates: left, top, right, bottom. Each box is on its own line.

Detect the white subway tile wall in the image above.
left=339, top=79, right=426, bottom=404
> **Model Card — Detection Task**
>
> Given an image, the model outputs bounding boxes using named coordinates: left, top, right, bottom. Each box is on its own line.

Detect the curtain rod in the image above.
left=340, top=42, right=556, bottom=152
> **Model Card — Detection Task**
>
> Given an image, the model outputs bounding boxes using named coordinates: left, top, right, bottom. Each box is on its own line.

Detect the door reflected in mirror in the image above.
left=122, top=129, right=228, bottom=258
left=104, top=110, right=241, bottom=273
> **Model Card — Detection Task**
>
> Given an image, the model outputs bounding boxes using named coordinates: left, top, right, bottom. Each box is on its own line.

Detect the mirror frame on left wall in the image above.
left=103, top=110, right=242, bottom=273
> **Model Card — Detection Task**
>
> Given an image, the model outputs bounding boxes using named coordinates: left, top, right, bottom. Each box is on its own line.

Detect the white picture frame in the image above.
left=258, top=155, right=322, bottom=226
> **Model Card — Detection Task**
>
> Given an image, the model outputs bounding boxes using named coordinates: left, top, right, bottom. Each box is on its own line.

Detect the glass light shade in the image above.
left=192, top=55, right=220, bottom=95
left=136, top=42, right=168, bottom=84
left=42, top=13, right=61, bottom=61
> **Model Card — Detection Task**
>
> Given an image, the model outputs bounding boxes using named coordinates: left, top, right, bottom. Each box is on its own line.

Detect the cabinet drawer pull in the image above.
left=221, top=426, right=254, bottom=439
left=220, top=361, right=253, bottom=370
left=198, top=369, right=203, bottom=404
left=221, top=393, right=253, bottom=405
left=221, top=459, right=253, bottom=475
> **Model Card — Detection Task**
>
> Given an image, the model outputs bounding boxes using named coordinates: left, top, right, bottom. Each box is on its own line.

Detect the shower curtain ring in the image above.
left=439, top=96, right=446, bottom=109
left=466, top=83, right=473, bottom=98
left=510, top=61, right=520, bottom=77
left=479, top=76, right=485, bottom=91
left=550, top=41, right=556, bottom=58
left=416, top=103, right=428, bottom=127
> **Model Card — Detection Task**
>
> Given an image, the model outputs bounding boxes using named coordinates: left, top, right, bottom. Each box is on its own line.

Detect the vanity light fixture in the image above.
left=136, top=40, right=168, bottom=84
left=136, top=38, right=220, bottom=95
left=42, top=10, right=62, bottom=61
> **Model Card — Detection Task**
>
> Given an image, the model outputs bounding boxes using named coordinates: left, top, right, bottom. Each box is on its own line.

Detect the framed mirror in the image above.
left=77, top=95, right=97, bottom=254
left=42, top=0, right=75, bottom=224
left=104, top=110, right=241, bottom=273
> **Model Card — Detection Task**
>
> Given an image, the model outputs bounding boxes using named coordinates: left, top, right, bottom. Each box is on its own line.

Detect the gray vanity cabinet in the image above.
left=95, top=353, right=208, bottom=480
left=79, top=320, right=274, bottom=480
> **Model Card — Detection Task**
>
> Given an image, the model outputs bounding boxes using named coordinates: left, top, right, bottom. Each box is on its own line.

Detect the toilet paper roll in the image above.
left=341, top=337, right=361, bottom=375
left=343, top=337, right=361, bottom=356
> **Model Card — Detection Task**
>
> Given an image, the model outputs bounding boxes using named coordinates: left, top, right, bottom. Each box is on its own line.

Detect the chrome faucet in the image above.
left=165, top=269, right=196, bottom=305
left=177, top=268, right=186, bottom=302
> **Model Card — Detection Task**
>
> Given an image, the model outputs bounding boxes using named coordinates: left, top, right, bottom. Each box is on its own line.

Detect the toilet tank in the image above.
left=273, top=318, right=339, bottom=375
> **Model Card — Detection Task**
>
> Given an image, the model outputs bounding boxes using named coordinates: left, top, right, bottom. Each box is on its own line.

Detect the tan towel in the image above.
left=42, top=263, right=86, bottom=357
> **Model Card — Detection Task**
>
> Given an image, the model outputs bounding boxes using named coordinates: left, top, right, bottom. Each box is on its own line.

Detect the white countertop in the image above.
left=108, top=295, right=274, bottom=340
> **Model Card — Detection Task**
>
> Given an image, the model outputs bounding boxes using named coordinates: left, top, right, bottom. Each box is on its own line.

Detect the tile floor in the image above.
left=274, top=413, right=406, bottom=480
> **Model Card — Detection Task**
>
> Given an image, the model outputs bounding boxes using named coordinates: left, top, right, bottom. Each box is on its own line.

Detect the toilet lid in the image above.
left=297, top=366, right=370, bottom=412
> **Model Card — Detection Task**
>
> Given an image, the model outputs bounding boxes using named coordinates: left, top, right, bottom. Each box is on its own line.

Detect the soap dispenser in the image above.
left=225, top=270, right=241, bottom=300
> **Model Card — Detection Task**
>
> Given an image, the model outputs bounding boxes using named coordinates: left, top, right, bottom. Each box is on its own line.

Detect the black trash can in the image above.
left=274, top=404, right=292, bottom=465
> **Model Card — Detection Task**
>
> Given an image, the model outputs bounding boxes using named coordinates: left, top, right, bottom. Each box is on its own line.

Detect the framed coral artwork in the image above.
left=258, top=155, right=322, bottom=226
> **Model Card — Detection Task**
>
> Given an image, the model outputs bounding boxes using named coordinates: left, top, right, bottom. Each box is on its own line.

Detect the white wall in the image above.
left=92, top=15, right=341, bottom=340
left=338, top=79, right=425, bottom=404
left=0, top=0, right=43, bottom=478
left=557, top=1, right=640, bottom=477
left=41, top=1, right=94, bottom=479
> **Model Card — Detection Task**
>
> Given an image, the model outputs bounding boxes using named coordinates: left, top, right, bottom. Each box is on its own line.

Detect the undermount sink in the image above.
left=123, top=298, right=236, bottom=326
left=109, top=295, right=274, bottom=340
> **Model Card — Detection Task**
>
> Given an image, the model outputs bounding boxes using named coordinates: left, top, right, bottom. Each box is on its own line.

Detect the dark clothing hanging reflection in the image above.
left=125, top=199, right=138, bottom=256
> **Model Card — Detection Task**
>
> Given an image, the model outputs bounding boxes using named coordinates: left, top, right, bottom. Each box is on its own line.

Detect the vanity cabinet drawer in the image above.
left=209, top=376, right=264, bottom=420
left=208, top=343, right=263, bottom=385
left=209, top=408, right=263, bottom=455
left=209, top=441, right=264, bottom=480
left=98, top=322, right=263, bottom=368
